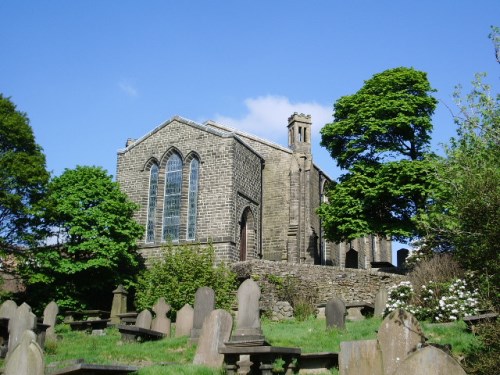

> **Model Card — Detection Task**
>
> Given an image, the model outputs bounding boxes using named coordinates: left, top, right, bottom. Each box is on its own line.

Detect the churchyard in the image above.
left=0, top=279, right=486, bottom=374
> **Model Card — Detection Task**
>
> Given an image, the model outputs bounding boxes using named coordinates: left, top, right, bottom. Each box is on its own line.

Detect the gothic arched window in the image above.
left=146, top=163, right=159, bottom=243
left=187, top=158, right=200, bottom=240
left=163, top=154, right=183, bottom=241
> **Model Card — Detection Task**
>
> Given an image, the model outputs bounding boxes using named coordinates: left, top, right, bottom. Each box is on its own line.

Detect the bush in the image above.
left=134, top=243, right=237, bottom=320
left=464, top=319, right=500, bottom=375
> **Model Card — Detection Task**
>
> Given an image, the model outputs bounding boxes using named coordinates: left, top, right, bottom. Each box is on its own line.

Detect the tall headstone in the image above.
left=42, top=301, right=59, bottom=342
left=135, top=309, right=153, bottom=330
left=151, top=297, right=171, bottom=336
left=339, top=340, right=383, bottom=375
left=374, top=287, right=388, bottom=317
left=193, top=309, right=233, bottom=368
left=231, top=279, right=264, bottom=343
left=392, top=345, right=467, bottom=375
left=8, top=303, right=37, bottom=354
left=377, top=309, right=425, bottom=375
left=325, top=297, right=346, bottom=330
left=4, top=330, right=44, bottom=375
left=175, top=304, right=194, bottom=338
left=110, top=285, right=128, bottom=324
left=190, top=286, right=215, bottom=343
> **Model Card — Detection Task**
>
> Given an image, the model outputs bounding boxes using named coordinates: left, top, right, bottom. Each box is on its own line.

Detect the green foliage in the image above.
left=416, top=73, right=499, bottom=307
left=0, top=94, right=49, bottom=249
left=18, top=166, right=144, bottom=311
left=463, top=320, right=500, bottom=375
left=135, top=243, right=237, bottom=318
left=319, top=67, right=438, bottom=242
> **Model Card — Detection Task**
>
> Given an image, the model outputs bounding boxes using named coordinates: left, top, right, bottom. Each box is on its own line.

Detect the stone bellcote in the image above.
left=287, top=113, right=312, bottom=155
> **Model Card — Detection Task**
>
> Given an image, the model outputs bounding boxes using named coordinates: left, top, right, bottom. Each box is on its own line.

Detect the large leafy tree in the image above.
left=0, top=94, right=49, bottom=250
left=319, top=67, right=438, bottom=242
left=19, top=166, right=144, bottom=311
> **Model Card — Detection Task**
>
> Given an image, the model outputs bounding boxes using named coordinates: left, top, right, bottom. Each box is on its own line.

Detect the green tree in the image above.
left=135, top=243, right=236, bottom=319
left=0, top=94, right=49, bottom=249
left=18, top=166, right=144, bottom=311
left=417, top=74, right=499, bottom=305
left=319, top=67, right=438, bottom=242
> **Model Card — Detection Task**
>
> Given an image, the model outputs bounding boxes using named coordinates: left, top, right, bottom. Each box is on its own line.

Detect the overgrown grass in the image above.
left=40, top=317, right=479, bottom=374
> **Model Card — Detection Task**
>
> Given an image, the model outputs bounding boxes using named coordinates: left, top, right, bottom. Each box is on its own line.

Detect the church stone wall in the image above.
left=231, top=260, right=407, bottom=312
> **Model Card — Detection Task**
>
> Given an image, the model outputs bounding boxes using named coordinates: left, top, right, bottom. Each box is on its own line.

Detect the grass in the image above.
left=38, top=317, right=479, bottom=374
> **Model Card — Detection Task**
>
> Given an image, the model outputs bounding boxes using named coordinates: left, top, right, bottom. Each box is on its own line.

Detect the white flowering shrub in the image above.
left=385, top=278, right=479, bottom=322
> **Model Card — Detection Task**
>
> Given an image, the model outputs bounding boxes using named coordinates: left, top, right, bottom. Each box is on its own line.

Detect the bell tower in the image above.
left=287, top=113, right=312, bottom=155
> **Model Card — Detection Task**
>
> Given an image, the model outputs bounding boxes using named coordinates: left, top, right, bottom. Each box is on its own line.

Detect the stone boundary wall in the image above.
left=231, top=260, right=407, bottom=311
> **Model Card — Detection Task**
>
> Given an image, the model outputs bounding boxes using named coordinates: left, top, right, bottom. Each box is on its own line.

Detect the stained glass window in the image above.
left=187, top=158, right=199, bottom=240
left=163, top=154, right=182, bottom=241
left=146, top=164, right=159, bottom=243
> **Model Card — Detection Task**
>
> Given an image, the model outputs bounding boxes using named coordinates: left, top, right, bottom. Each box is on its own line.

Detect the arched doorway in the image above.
left=239, top=207, right=255, bottom=261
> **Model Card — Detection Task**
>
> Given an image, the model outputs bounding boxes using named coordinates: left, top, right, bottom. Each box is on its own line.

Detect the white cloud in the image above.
left=118, top=81, right=138, bottom=97
left=213, top=95, right=332, bottom=145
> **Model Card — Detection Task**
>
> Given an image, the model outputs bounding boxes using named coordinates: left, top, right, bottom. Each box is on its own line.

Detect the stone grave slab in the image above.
left=43, top=301, right=59, bottom=342
left=110, top=285, right=128, bottom=325
left=190, top=286, right=215, bottom=343
left=393, top=345, right=467, bottom=375
left=4, top=330, right=44, bottom=375
left=339, top=339, right=383, bottom=375
left=151, top=297, right=171, bottom=336
left=231, top=278, right=265, bottom=343
left=8, top=302, right=37, bottom=354
left=325, top=297, right=346, bottom=330
left=374, top=287, right=388, bottom=316
left=175, top=304, right=194, bottom=337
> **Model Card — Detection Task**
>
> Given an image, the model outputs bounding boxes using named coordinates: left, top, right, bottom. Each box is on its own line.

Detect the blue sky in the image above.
left=1, top=1, right=499, bottom=253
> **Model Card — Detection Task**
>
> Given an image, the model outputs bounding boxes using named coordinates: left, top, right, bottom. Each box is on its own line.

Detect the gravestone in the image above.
left=190, top=286, right=215, bottom=343
left=339, top=340, right=383, bottom=375
left=43, top=301, right=59, bottom=342
left=151, top=297, right=171, bottom=336
left=193, top=309, right=233, bottom=368
left=325, top=297, right=346, bottom=330
left=231, top=278, right=265, bottom=343
left=374, top=287, right=388, bottom=317
left=393, top=345, right=467, bottom=375
left=135, top=309, right=153, bottom=329
left=8, top=302, right=37, bottom=354
left=377, top=309, right=425, bottom=375
left=175, top=304, right=194, bottom=337
left=4, top=330, right=44, bottom=375
left=110, top=285, right=128, bottom=324
left=0, top=300, right=17, bottom=319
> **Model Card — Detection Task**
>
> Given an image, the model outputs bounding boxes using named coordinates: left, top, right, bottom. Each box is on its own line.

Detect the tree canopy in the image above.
left=19, top=166, right=144, bottom=310
left=0, top=94, right=50, bottom=250
left=319, top=67, right=438, bottom=243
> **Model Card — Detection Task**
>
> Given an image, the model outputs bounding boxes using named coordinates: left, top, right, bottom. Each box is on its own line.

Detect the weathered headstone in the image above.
left=339, top=340, right=383, bottom=375
left=110, top=284, right=128, bottom=324
left=393, top=345, right=467, bottom=375
left=4, top=330, right=44, bottom=375
left=43, top=301, right=59, bottom=342
left=0, top=300, right=17, bottom=319
left=374, top=287, right=388, bottom=317
left=135, top=309, right=153, bottom=330
left=325, top=297, right=346, bottom=330
left=231, top=278, right=264, bottom=343
left=377, top=309, right=425, bottom=375
left=193, top=309, right=233, bottom=368
left=175, top=304, right=194, bottom=337
left=190, top=286, right=215, bottom=343
left=8, top=303, right=37, bottom=354
left=151, top=297, right=171, bottom=336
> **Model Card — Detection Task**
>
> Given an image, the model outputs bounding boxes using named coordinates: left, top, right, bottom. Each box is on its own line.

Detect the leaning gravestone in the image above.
left=190, top=286, right=215, bottom=343
left=374, top=287, right=388, bottom=317
left=377, top=309, right=425, bottom=375
left=0, top=300, right=17, bottom=320
left=339, top=339, right=383, bottom=375
left=325, top=297, right=346, bottom=330
left=231, top=278, right=265, bottom=343
left=4, top=330, right=44, bottom=375
left=8, top=303, right=37, bottom=354
left=193, top=309, right=233, bottom=368
left=151, top=297, right=171, bottom=336
left=135, top=309, right=153, bottom=329
left=392, top=345, right=467, bottom=375
left=175, top=304, right=194, bottom=337
left=110, top=285, right=128, bottom=324
left=43, top=301, right=59, bottom=342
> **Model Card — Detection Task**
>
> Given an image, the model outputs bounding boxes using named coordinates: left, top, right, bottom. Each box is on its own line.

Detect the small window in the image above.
left=146, top=164, right=159, bottom=243
left=187, top=158, right=200, bottom=240
left=163, top=154, right=182, bottom=241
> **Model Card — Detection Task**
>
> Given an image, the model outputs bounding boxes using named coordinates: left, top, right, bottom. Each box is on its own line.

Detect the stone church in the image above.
left=116, top=113, right=391, bottom=268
